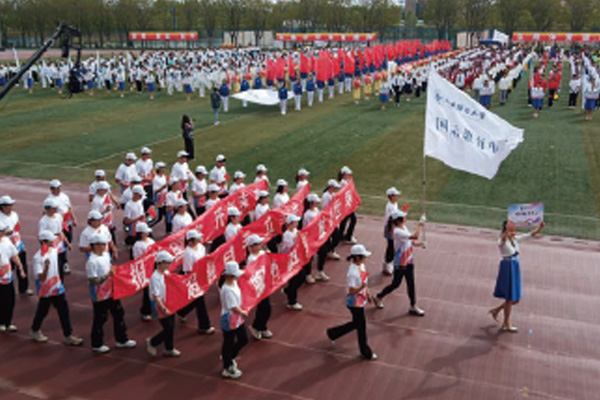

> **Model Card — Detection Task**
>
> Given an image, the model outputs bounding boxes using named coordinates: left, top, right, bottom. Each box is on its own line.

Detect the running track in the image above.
left=0, top=175, right=598, bottom=400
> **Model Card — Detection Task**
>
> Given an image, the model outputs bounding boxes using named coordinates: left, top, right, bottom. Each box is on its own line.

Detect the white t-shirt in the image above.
left=124, top=199, right=145, bottom=221
left=210, top=165, right=227, bottom=184
left=220, top=282, right=242, bottom=316
left=172, top=212, right=193, bottom=233
left=45, top=192, right=72, bottom=216
left=136, top=159, right=154, bottom=179
left=225, top=222, right=241, bottom=241
left=281, top=229, right=297, bottom=253
left=86, top=252, right=112, bottom=279
left=393, top=226, right=414, bottom=267
left=254, top=203, right=270, bottom=221
left=79, top=225, right=112, bottom=249
left=153, top=175, right=167, bottom=195
left=0, top=211, right=23, bottom=249
left=38, top=214, right=63, bottom=235
left=273, top=192, right=289, bottom=209
left=385, top=201, right=398, bottom=225
left=132, top=237, right=155, bottom=259
left=322, top=191, right=334, bottom=209
left=115, top=163, right=137, bottom=185
left=247, top=249, right=265, bottom=265
left=165, top=191, right=182, bottom=209
left=205, top=198, right=218, bottom=210
left=183, top=245, right=206, bottom=273
left=296, top=180, right=308, bottom=191
left=229, top=182, right=245, bottom=194
left=150, top=270, right=167, bottom=303
left=192, top=177, right=207, bottom=196
left=498, top=233, right=531, bottom=257
left=0, top=244, right=13, bottom=284
left=171, top=162, right=192, bottom=183
left=33, top=247, right=65, bottom=298
left=303, top=208, right=319, bottom=227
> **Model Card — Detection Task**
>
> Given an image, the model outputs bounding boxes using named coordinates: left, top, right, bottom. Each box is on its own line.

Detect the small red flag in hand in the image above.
left=402, top=203, right=410, bottom=212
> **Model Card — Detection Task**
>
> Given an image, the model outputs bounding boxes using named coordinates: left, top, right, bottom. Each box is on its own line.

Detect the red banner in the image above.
left=112, top=180, right=268, bottom=299
left=162, top=184, right=312, bottom=312
left=276, top=33, right=377, bottom=43
left=129, top=32, right=198, bottom=41
left=512, top=32, right=600, bottom=43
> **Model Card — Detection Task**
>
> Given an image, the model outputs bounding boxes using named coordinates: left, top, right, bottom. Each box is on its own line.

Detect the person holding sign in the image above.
left=326, top=244, right=377, bottom=361
left=489, top=220, right=545, bottom=332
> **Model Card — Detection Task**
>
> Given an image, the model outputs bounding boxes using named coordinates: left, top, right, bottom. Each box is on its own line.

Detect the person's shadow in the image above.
left=400, top=325, right=505, bottom=399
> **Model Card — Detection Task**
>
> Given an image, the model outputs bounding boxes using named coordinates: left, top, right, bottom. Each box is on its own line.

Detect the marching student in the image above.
left=165, top=179, right=183, bottom=234
left=295, top=168, right=310, bottom=191
left=306, top=75, right=315, bottom=107
left=220, top=79, right=230, bottom=113
left=150, top=162, right=168, bottom=228
left=90, top=181, right=117, bottom=243
left=247, top=235, right=273, bottom=340
left=146, top=70, right=156, bottom=100
left=131, top=222, right=154, bottom=321
left=322, top=179, right=341, bottom=260
left=303, top=193, right=328, bottom=283
left=30, top=230, right=83, bottom=346
left=363, top=74, right=373, bottom=101
left=338, top=167, right=357, bottom=244
left=46, top=179, right=77, bottom=275
left=115, top=152, right=138, bottom=194
left=489, top=220, right=545, bottom=332
left=38, top=199, right=71, bottom=280
left=278, top=81, right=288, bottom=115
left=568, top=73, right=581, bottom=109
left=254, top=164, right=269, bottom=185
left=225, top=207, right=242, bottom=242
left=372, top=210, right=426, bottom=316
left=171, top=151, right=193, bottom=200
left=78, top=210, right=117, bottom=260
left=583, top=76, right=599, bottom=121
left=282, top=214, right=304, bottom=310
left=86, top=233, right=136, bottom=353
left=352, top=75, right=362, bottom=105
left=192, top=165, right=208, bottom=216
left=293, top=79, right=303, bottom=111
left=205, top=184, right=220, bottom=211
left=219, top=261, right=248, bottom=379
left=0, top=222, right=26, bottom=333
left=116, top=68, right=126, bottom=98
left=229, top=171, right=246, bottom=195
left=326, top=244, right=377, bottom=361
left=254, top=191, right=270, bottom=222
left=272, top=179, right=289, bottom=209
left=123, top=186, right=146, bottom=249
left=379, top=79, right=390, bottom=111
left=531, top=80, right=545, bottom=119
left=171, top=199, right=192, bottom=234
left=382, top=187, right=400, bottom=276
left=136, top=147, right=154, bottom=207
left=210, top=154, right=228, bottom=197
left=0, top=195, right=31, bottom=295
left=177, top=230, right=215, bottom=334
left=146, top=250, right=181, bottom=357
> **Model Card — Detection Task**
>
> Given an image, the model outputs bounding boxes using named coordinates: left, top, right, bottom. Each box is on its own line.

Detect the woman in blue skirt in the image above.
left=489, top=220, right=545, bottom=332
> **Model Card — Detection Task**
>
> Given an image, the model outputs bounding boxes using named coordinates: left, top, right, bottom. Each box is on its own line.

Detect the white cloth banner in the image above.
left=424, top=70, right=524, bottom=179
left=232, top=89, right=291, bottom=106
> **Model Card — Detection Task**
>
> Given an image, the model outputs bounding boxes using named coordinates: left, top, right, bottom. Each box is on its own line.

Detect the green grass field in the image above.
left=1, top=68, right=600, bottom=239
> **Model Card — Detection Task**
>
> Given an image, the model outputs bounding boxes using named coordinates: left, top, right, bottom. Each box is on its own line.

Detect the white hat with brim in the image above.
left=258, top=190, right=269, bottom=198
left=386, top=187, right=400, bottom=197
left=327, top=179, right=341, bottom=189
left=177, top=150, right=189, bottom=158
left=88, top=210, right=103, bottom=220
left=276, top=179, right=288, bottom=187
left=0, top=195, right=15, bottom=206
left=132, top=186, right=145, bottom=196
left=298, top=168, right=310, bottom=176
left=175, top=199, right=188, bottom=208
left=208, top=184, right=220, bottom=192
left=216, top=154, right=226, bottom=162
left=256, top=164, right=267, bottom=173
left=38, top=230, right=56, bottom=242
left=141, top=147, right=151, bottom=155
left=126, top=152, right=137, bottom=161
left=307, top=193, right=320, bottom=203
left=246, top=234, right=264, bottom=246
left=340, top=166, right=353, bottom=175
left=227, top=206, right=241, bottom=217
left=195, top=165, right=208, bottom=174
left=391, top=210, right=407, bottom=220
left=136, top=222, right=152, bottom=234
left=350, top=244, right=372, bottom=257
left=49, top=179, right=62, bottom=189
left=90, top=233, right=110, bottom=244
left=186, top=230, right=203, bottom=241
left=156, top=162, right=166, bottom=169
left=286, top=214, right=301, bottom=224
left=224, top=261, right=244, bottom=277
left=95, top=169, right=106, bottom=177
left=43, top=198, right=59, bottom=209
left=234, top=171, right=246, bottom=180
left=156, top=250, right=175, bottom=264
left=96, top=181, right=110, bottom=191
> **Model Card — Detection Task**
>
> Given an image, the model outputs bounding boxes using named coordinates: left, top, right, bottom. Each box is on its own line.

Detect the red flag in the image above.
left=402, top=203, right=409, bottom=212
left=62, top=211, right=71, bottom=232
left=288, top=54, right=296, bottom=79
left=300, top=53, right=309, bottom=74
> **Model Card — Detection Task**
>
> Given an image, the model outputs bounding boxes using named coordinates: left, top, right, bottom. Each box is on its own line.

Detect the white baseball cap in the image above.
left=246, top=234, right=264, bottom=246
left=90, top=233, right=109, bottom=244
left=156, top=250, right=174, bottom=264
left=169, top=178, right=180, bottom=185
left=307, top=193, right=320, bottom=203
left=131, top=174, right=142, bottom=183
left=386, top=187, right=401, bottom=197
left=0, top=195, right=15, bottom=206
left=216, top=154, right=226, bottom=162
left=88, top=210, right=103, bottom=220
left=186, top=229, right=203, bottom=241
left=95, top=169, right=106, bottom=177
left=208, top=184, right=220, bottom=192
left=227, top=206, right=241, bottom=217
left=286, top=214, right=301, bottom=224
left=258, top=190, right=269, bottom=198
left=155, top=162, right=166, bottom=169
left=224, top=261, right=244, bottom=277
left=256, top=164, right=267, bottom=173
left=126, top=152, right=137, bottom=161
left=49, top=179, right=62, bottom=189
left=96, top=181, right=110, bottom=191
left=327, top=179, right=341, bottom=189
left=177, top=150, right=189, bottom=158
left=276, top=179, right=288, bottom=187
left=350, top=244, right=372, bottom=257
left=132, top=186, right=145, bottom=196
left=391, top=210, right=407, bottom=220
left=38, top=230, right=56, bottom=242
left=340, top=166, right=353, bottom=175
left=43, top=198, right=59, bottom=209
left=234, top=171, right=246, bottom=180
left=141, top=147, right=152, bottom=155
left=136, top=222, right=152, bottom=234
left=175, top=199, right=188, bottom=208
left=298, top=168, right=310, bottom=176
left=195, top=165, right=208, bottom=174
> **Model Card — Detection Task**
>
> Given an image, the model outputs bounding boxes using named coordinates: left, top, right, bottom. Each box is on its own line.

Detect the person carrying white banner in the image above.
left=424, top=70, right=524, bottom=180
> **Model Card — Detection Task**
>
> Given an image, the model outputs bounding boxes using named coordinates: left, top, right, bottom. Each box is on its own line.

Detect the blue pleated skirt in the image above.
left=493, top=255, right=522, bottom=302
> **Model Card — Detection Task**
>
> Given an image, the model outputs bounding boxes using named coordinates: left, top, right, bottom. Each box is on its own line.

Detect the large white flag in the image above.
left=424, top=70, right=524, bottom=179
left=232, top=89, right=291, bottom=106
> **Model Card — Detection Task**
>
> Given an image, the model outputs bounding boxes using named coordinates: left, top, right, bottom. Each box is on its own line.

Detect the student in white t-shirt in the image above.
left=272, top=179, right=290, bottom=209
left=192, top=165, right=208, bottom=216
left=219, top=261, right=248, bottom=379
left=0, top=195, right=31, bottom=295
left=132, top=222, right=155, bottom=321
left=123, top=187, right=146, bottom=246
left=246, top=235, right=273, bottom=341
left=295, top=168, right=310, bottom=191
left=205, top=184, right=220, bottom=211
left=171, top=199, right=192, bottom=233
left=338, top=166, right=357, bottom=244
left=0, top=222, right=26, bottom=333
left=146, top=251, right=181, bottom=357
left=322, top=179, right=341, bottom=260
left=210, top=154, right=229, bottom=197
left=372, top=210, right=426, bottom=316
left=254, top=164, right=269, bottom=185
left=228, top=171, right=246, bottom=194
left=224, top=207, right=242, bottom=242
left=79, top=210, right=116, bottom=260
left=30, top=230, right=83, bottom=346
left=165, top=179, right=183, bottom=234
left=38, top=198, right=70, bottom=280
left=382, top=187, right=400, bottom=276
left=281, top=214, right=304, bottom=311
left=176, top=230, right=214, bottom=334
left=115, top=152, right=138, bottom=194
left=253, top=191, right=270, bottom=221
left=326, top=244, right=377, bottom=360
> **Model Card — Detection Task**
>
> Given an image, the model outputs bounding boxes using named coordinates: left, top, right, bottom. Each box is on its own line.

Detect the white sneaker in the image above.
left=249, top=326, right=262, bottom=340
left=261, top=329, right=273, bottom=339
left=65, top=335, right=83, bottom=346
left=141, top=314, right=152, bottom=322
left=305, top=274, right=316, bottom=284
left=287, top=303, right=303, bottom=311
left=365, top=353, right=378, bottom=361
left=0, top=325, right=6, bottom=333
left=344, top=236, right=357, bottom=244
left=178, top=314, right=187, bottom=322
left=328, top=252, right=341, bottom=260
left=146, top=338, right=157, bottom=356
left=30, top=330, right=48, bottom=343
left=221, top=366, right=242, bottom=379
left=6, top=324, right=17, bottom=332
left=93, top=345, right=110, bottom=354
left=372, top=296, right=384, bottom=309
left=63, top=263, right=71, bottom=275
left=198, top=326, right=216, bottom=335
left=214, top=121, right=220, bottom=126
left=315, top=271, right=330, bottom=282
left=409, top=305, right=425, bottom=316
left=165, top=348, right=182, bottom=357
left=116, top=339, right=137, bottom=348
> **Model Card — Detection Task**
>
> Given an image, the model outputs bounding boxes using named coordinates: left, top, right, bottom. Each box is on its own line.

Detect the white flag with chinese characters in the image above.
left=424, top=70, right=524, bottom=179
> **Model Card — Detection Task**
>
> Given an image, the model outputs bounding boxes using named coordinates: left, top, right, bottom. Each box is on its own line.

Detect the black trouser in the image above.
left=329, top=228, right=341, bottom=253
left=415, top=86, right=421, bottom=98
left=0, top=283, right=15, bottom=326
left=140, top=287, right=152, bottom=317
left=12, top=250, right=28, bottom=293
left=91, top=298, right=129, bottom=348
left=105, top=80, right=112, bottom=91
left=143, top=185, right=153, bottom=211
left=316, top=244, right=328, bottom=272
left=392, top=85, right=401, bottom=104
left=327, top=306, right=373, bottom=359
left=195, top=205, right=205, bottom=218
left=183, top=136, right=195, bottom=160
left=58, top=252, right=67, bottom=280
left=177, top=296, right=211, bottom=329
left=149, top=206, right=166, bottom=227
left=340, top=213, right=357, bottom=241
left=150, top=315, right=175, bottom=350
left=267, top=236, right=280, bottom=253
left=548, top=89, right=556, bottom=107
left=31, top=293, right=72, bottom=337
left=210, top=235, right=226, bottom=253
left=252, top=297, right=271, bottom=331
left=384, top=238, right=394, bottom=263
left=221, top=324, right=248, bottom=369
left=285, top=269, right=306, bottom=305
left=569, top=92, right=578, bottom=107
left=527, top=89, right=532, bottom=105
left=376, top=264, right=416, bottom=306
left=135, top=80, right=142, bottom=93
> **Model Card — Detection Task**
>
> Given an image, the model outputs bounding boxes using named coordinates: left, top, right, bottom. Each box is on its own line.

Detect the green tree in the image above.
left=526, top=0, right=559, bottom=31
left=424, top=0, right=459, bottom=40
left=220, top=0, right=245, bottom=46
left=564, top=0, right=598, bottom=31
left=463, top=0, right=492, bottom=46
left=496, top=0, right=521, bottom=37
left=245, top=0, right=270, bottom=46
left=199, top=0, right=220, bottom=46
